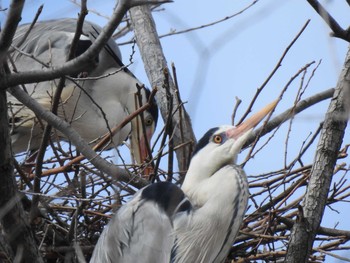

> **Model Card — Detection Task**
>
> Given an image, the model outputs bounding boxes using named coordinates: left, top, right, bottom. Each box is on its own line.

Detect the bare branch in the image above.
left=118, top=0, right=259, bottom=45
left=307, top=0, right=350, bottom=42
left=0, top=0, right=25, bottom=63
left=9, top=4, right=43, bottom=52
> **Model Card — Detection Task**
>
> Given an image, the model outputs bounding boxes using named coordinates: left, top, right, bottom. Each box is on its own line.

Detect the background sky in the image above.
left=1, top=0, right=350, bottom=261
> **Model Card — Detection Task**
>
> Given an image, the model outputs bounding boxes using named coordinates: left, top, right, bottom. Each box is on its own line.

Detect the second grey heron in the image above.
left=7, top=19, right=158, bottom=165
left=89, top=101, right=277, bottom=262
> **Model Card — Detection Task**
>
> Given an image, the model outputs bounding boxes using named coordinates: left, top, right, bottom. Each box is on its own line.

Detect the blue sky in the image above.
left=2, top=0, right=350, bottom=261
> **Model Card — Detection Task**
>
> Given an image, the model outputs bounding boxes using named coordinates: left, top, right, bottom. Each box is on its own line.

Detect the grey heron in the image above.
left=90, top=101, right=277, bottom=262
left=7, top=19, right=158, bottom=165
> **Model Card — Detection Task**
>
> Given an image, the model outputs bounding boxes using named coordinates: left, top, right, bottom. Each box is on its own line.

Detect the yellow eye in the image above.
left=213, top=135, right=222, bottom=144
left=145, top=117, right=153, bottom=126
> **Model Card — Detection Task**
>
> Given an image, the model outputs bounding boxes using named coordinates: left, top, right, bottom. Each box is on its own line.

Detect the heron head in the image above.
left=182, top=100, right=277, bottom=194
left=130, top=87, right=158, bottom=175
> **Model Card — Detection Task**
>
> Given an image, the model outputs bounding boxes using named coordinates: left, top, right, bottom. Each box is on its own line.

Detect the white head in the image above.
left=181, top=100, right=278, bottom=197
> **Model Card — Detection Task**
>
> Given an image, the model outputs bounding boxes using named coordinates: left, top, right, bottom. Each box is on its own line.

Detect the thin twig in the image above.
left=238, top=20, right=311, bottom=125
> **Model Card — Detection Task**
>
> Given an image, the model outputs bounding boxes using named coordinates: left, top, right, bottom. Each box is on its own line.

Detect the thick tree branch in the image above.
left=285, top=45, right=350, bottom=262
left=130, top=4, right=196, bottom=175
left=0, top=0, right=24, bottom=64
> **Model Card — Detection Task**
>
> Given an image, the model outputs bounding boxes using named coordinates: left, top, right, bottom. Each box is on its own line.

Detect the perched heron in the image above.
left=90, top=101, right=277, bottom=262
left=7, top=19, right=158, bottom=164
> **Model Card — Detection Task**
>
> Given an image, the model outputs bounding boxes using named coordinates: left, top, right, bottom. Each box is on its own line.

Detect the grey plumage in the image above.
left=91, top=182, right=188, bottom=262
left=8, top=19, right=158, bottom=163
left=90, top=101, right=277, bottom=263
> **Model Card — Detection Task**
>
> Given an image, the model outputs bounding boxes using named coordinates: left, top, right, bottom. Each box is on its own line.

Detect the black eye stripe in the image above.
left=191, top=127, right=232, bottom=158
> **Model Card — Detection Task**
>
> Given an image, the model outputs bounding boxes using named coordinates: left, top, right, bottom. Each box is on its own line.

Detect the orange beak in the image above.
left=130, top=116, right=155, bottom=176
left=227, top=100, right=278, bottom=139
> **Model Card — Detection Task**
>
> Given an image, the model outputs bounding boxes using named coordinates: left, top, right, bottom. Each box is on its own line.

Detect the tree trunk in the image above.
left=285, top=46, right=350, bottom=262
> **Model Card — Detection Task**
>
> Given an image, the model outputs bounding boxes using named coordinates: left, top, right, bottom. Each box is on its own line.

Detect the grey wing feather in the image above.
left=90, top=191, right=174, bottom=263
left=90, top=182, right=192, bottom=263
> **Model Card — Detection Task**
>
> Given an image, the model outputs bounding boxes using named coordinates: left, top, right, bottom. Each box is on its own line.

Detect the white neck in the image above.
left=174, top=165, right=249, bottom=262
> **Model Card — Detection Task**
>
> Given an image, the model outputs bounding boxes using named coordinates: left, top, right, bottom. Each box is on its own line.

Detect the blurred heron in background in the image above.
left=8, top=18, right=158, bottom=165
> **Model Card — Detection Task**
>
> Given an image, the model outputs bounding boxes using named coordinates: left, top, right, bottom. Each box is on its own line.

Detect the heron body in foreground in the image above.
left=90, top=101, right=277, bottom=263
left=8, top=19, right=158, bottom=164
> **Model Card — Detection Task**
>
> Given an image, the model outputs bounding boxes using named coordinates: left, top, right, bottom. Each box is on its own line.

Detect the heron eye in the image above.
left=145, top=117, right=153, bottom=126
left=213, top=135, right=222, bottom=144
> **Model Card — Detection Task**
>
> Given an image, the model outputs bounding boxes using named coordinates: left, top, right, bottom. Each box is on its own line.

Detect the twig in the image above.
left=231, top=97, right=242, bottom=126
left=9, top=4, right=43, bottom=52
left=118, top=0, right=259, bottom=45
left=238, top=20, right=311, bottom=125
